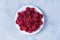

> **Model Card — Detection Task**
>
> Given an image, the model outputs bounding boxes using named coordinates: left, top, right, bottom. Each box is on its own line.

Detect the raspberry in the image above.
left=34, top=22, right=39, bottom=26
left=20, top=25, right=26, bottom=31
left=17, top=16, right=22, bottom=20
left=32, top=17, right=37, bottom=21
left=16, top=20, right=19, bottom=24
left=19, top=20, right=23, bottom=25
left=39, top=14, right=43, bottom=18
left=26, top=16, right=32, bottom=22
left=26, top=11, right=31, bottom=16
left=26, top=22, right=31, bottom=27
left=23, top=18, right=27, bottom=23
left=34, top=12, right=39, bottom=17
left=31, top=24, right=36, bottom=30
left=28, top=27, right=32, bottom=33
left=18, top=12, right=21, bottom=16
left=30, top=8, right=35, bottom=12
left=39, top=21, right=43, bottom=25
left=26, top=7, right=30, bottom=11
left=21, top=11, right=26, bottom=15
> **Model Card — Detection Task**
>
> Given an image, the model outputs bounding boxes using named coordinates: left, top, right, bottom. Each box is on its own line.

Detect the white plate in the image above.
left=14, top=5, right=44, bottom=35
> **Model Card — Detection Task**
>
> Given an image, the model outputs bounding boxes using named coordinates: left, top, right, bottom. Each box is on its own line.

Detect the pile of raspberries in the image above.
left=16, top=7, right=43, bottom=33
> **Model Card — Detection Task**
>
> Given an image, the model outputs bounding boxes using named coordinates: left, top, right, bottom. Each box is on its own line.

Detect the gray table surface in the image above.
left=0, top=0, right=60, bottom=40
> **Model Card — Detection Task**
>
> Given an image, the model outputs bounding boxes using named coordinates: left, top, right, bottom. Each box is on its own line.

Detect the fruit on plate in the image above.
left=15, top=7, right=43, bottom=33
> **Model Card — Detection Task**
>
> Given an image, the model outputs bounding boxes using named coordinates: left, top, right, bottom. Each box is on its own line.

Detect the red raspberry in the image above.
left=39, top=14, right=43, bottom=18
left=39, top=21, right=43, bottom=25
left=26, top=16, right=32, bottom=22
left=26, top=11, right=31, bottom=16
left=30, top=8, right=35, bottom=12
left=32, top=17, right=37, bottom=21
left=35, top=25, right=40, bottom=31
left=16, top=20, right=19, bottom=24
left=28, top=27, right=33, bottom=33
left=20, top=25, right=26, bottom=31
left=32, top=24, right=40, bottom=31
left=34, top=12, right=39, bottom=17
left=18, top=20, right=23, bottom=25
left=26, top=7, right=30, bottom=11
left=17, top=16, right=22, bottom=20
left=23, top=18, right=27, bottom=23
left=34, top=22, right=39, bottom=26
left=31, top=24, right=36, bottom=30
left=21, top=11, right=26, bottom=15
left=26, top=22, right=31, bottom=27
left=18, top=12, right=21, bottom=16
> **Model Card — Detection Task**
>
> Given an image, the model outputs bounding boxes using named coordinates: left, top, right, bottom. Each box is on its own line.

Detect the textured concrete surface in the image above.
left=0, top=0, right=60, bottom=40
